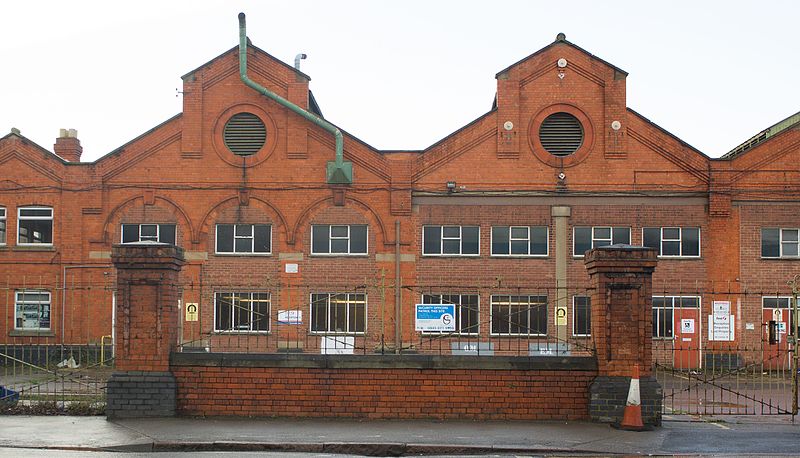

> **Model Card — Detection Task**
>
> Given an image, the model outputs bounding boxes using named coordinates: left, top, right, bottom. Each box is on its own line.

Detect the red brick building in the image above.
left=1, top=31, right=798, bottom=368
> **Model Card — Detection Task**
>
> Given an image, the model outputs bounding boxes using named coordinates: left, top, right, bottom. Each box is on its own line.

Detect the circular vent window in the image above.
left=223, top=112, right=267, bottom=156
left=538, top=112, right=584, bottom=156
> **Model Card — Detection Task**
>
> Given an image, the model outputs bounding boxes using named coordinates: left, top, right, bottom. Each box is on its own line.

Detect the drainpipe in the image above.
left=237, top=13, right=352, bottom=184
left=395, top=220, right=401, bottom=354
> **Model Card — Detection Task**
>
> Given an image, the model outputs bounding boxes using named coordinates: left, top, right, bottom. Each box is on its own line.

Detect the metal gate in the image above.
left=653, top=280, right=799, bottom=417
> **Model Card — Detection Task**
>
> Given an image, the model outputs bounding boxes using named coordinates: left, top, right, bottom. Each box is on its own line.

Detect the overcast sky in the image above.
left=2, top=1, right=798, bottom=161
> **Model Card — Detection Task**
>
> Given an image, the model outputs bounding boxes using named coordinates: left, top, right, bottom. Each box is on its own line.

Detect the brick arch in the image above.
left=197, top=196, right=289, bottom=246
left=290, top=195, right=388, bottom=247
left=101, top=196, right=194, bottom=245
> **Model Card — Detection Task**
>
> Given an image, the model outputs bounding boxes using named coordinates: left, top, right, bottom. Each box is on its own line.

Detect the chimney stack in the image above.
left=54, top=128, right=82, bottom=162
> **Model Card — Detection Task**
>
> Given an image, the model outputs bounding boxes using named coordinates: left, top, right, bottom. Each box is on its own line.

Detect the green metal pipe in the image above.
left=237, top=12, right=352, bottom=184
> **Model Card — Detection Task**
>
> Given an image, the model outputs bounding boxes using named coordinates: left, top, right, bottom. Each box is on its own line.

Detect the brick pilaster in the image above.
left=585, top=245, right=662, bottom=425
left=107, top=243, right=185, bottom=419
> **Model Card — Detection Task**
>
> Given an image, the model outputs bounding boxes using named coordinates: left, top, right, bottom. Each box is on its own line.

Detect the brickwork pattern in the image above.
left=589, top=375, right=662, bottom=425
left=172, top=365, right=595, bottom=420
left=106, top=371, right=177, bottom=419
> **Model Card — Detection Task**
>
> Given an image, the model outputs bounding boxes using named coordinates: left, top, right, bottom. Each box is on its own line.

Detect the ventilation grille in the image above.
left=539, top=112, right=584, bottom=156
left=224, top=113, right=267, bottom=156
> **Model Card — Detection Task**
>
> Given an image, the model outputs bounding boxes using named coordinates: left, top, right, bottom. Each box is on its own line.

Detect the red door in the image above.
left=674, top=307, right=700, bottom=370
left=762, top=298, right=792, bottom=371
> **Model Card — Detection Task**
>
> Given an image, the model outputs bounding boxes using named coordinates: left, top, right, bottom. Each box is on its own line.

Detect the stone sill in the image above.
left=9, top=330, right=55, bottom=337
left=171, top=352, right=597, bottom=371
left=12, top=245, right=56, bottom=252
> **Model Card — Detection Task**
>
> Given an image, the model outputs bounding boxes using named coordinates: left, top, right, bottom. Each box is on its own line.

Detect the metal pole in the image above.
left=789, top=274, right=799, bottom=421
left=395, top=220, right=401, bottom=354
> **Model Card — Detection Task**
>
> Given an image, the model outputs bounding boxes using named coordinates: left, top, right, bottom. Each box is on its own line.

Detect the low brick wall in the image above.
left=171, top=353, right=597, bottom=420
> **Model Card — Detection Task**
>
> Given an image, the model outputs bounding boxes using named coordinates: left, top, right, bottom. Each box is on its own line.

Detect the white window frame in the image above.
left=213, top=291, right=271, bottom=333
left=14, top=290, right=51, bottom=331
left=490, top=226, right=548, bottom=257
left=422, top=225, right=480, bottom=257
left=309, top=292, right=367, bottom=335
left=121, top=223, right=176, bottom=244
left=572, top=226, right=631, bottom=257
left=642, top=227, right=701, bottom=258
left=572, top=295, right=591, bottom=337
left=761, top=228, right=800, bottom=259
left=652, top=295, right=700, bottom=339
left=17, top=206, right=53, bottom=246
left=215, top=224, right=272, bottom=255
left=489, top=295, right=548, bottom=336
left=762, top=296, right=794, bottom=309
left=311, top=225, right=368, bottom=255
left=0, top=207, right=6, bottom=245
left=421, top=293, right=480, bottom=335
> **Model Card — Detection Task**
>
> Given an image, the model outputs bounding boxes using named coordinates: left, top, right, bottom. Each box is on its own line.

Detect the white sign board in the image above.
left=709, top=301, right=734, bottom=341
left=278, top=310, right=302, bottom=324
left=321, top=336, right=354, bottom=354
left=284, top=263, right=299, bottom=274
left=681, top=319, right=695, bottom=334
left=415, top=304, right=456, bottom=332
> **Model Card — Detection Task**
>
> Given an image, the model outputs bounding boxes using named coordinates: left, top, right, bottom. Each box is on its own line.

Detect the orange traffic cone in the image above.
left=612, top=364, right=652, bottom=431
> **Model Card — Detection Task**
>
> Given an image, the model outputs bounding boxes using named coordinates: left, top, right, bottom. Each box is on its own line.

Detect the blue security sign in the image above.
left=415, top=304, right=456, bottom=332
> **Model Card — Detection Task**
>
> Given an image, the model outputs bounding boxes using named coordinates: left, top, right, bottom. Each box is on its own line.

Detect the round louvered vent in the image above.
left=223, top=112, right=267, bottom=156
left=538, top=112, right=584, bottom=156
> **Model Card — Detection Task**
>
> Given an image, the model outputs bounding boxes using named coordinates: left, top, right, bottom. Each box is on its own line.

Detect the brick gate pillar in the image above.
left=106, top=243, right=185, bottom=419
left=584, top=245, right=662, bottom=426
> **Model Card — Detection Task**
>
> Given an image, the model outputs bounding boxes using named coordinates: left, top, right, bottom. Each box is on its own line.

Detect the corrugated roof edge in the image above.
left=180, top=41, right=312, bottom=82
left=721, top=110, right=800, bottom=159
left=495, top=36, right=628, bottom=79
left=627, top=108, right=710, bottom=159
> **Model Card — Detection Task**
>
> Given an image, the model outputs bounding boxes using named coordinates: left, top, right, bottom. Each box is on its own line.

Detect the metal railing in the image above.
left=178, top=279, right=595, bottom=358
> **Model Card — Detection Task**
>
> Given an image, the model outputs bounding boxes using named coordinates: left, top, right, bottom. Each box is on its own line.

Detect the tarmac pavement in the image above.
left=0, top=414, right=797, bottom=456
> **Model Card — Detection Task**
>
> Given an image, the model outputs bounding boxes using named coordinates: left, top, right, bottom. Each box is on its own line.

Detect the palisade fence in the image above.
left=0, top=276, right=114, bottom=414
left=178, top=280, right=596, bottom=358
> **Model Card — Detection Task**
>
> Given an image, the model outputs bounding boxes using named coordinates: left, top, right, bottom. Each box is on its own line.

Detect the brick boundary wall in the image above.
left=106, top=244, right=661, bottom=423
left=171, top=353, right=597, bottom=420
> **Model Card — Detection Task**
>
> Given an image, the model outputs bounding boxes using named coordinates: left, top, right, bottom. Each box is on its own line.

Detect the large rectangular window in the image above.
left=214, top=292, right=270, bottom=332
left=643, top=227, right=700, bottom=257
left=491, top=226, right=547, bottom=256
left=311, top=225, right=367, bottom=255
left=0, top=207, right=5, bottom=245
left=761, top=228, right=799, bottom=258
left=573, top=226, right=630, bottom=257
left=121, top=224, right=176, bottom=244
left=491, top=295, right=547, bottom=335
left=216, top=224, right=271, bottom=254
left=15, top=291, right=51, bottom=330
left=310, top=293, right=366, bottom=334
left=652, top=296, right=699, bottom=339
left=421, top=294, right=479, bottom=335
left=18, top=207, right=53, bottom=245
left=422, top=225, right=479, bottom=256
left=573, top=296, right=591, bottom=336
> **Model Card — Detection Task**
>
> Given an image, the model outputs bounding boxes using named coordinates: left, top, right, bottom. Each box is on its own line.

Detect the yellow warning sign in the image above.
left=186, top=302, right=199, bottom=322
left=556, top=306, right=567, bottom=326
